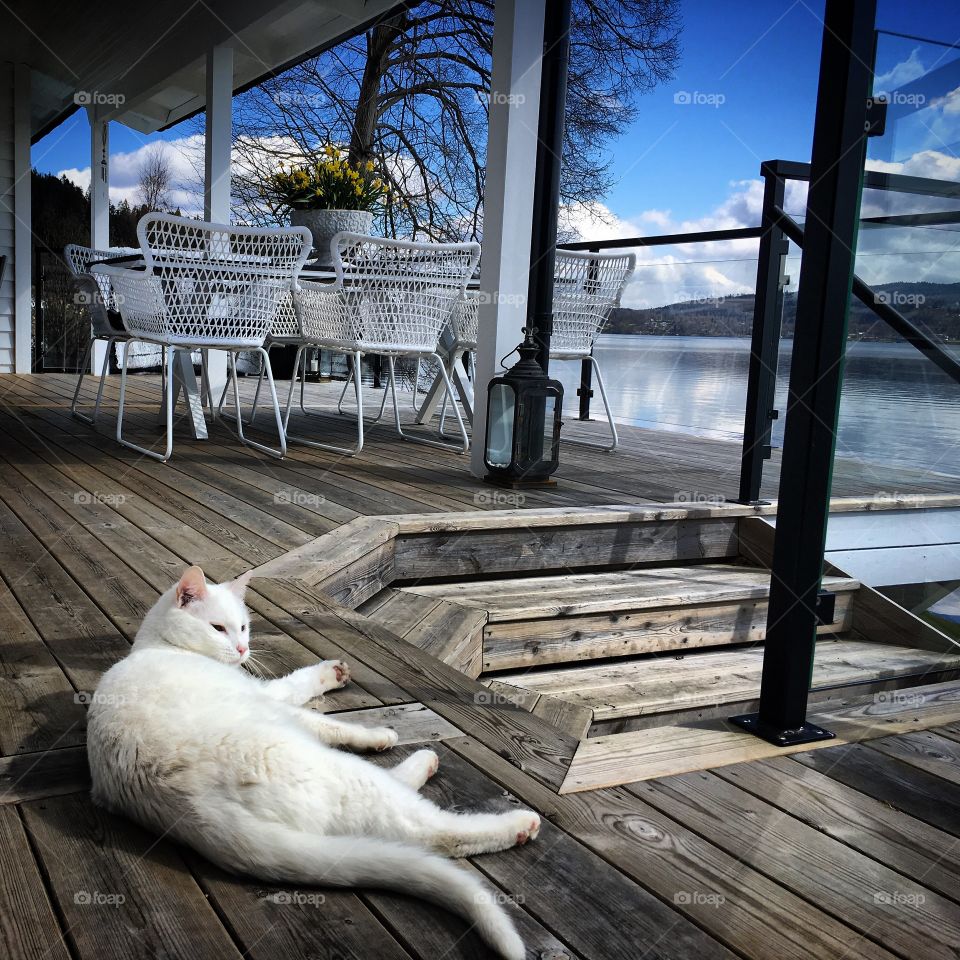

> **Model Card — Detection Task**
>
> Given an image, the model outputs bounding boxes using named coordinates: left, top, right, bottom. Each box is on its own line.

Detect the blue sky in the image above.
left=31, top=0, right=960, bottom=254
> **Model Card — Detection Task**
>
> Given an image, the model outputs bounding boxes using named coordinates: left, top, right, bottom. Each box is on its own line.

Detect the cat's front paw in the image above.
left=314, top=659, right=350, bottom=694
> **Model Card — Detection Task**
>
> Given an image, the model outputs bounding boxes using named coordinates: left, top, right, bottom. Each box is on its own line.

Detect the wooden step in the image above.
left=404, top=565, right=859, bottom=671
left=358, top=588, right=485, bottom=677
left=496, top=638, right=960, bottom=726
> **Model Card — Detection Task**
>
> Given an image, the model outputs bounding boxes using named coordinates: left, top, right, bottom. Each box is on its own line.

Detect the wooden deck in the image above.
left=1, top=371, right=960, bottom=960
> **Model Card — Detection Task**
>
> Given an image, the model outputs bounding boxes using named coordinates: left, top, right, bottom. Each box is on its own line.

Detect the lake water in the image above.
left=550, top=335, right=960, bottom=479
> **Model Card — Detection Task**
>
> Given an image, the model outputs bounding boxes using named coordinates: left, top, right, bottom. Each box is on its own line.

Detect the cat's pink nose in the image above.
left=236, top=644, right=248, bottom=656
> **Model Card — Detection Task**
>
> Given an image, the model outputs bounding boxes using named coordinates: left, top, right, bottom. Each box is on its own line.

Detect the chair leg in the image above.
left=117, top=339, right=174, bottom=462
left=388, top=353, right=469, bottom=454
left=91, top=336, right=117, bottom=424
left=71, top=339, right=94, bottom=423
left=232, top=349, right=286, bottom=459
left=285, top=349, right=364, bottom=456
left=338, top=361, right=389, bottom=423
left=562, top=355, right=619, bottom=452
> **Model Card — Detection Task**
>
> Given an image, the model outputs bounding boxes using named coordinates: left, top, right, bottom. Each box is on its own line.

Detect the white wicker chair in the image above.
left=550, top=249, right=635, bottom=451
left=288, top=233, right=481, bottom=455
left=64, top=244, right=138, bottom=424
left=92, top=214, right=311, bottom=462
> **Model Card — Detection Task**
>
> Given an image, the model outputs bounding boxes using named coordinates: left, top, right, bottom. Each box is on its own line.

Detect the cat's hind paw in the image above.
left=511, top=810, right=541, bottom=846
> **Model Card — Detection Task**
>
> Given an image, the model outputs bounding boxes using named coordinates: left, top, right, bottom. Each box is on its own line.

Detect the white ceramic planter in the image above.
left=290, top=208, right=375, bottom=267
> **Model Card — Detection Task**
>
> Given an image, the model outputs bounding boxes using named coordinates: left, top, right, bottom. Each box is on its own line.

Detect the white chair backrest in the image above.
left=551, top=249, right=636, bottom=355
left=449, top=294, right=480, bottom=348
left=126, top=214, right=312, bottom=343
left=64, top=244, right=137, bottom=335
left=332, top=233, right=481, bottom=352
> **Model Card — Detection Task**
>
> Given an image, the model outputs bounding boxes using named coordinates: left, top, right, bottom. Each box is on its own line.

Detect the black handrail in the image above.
left=772, top=205, right=960, bottom=384
left=560, top=225, right=762, bottom=252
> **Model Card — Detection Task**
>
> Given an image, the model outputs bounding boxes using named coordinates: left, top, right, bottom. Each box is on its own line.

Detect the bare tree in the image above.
left=137, top=143, right=174, bottom=211
left=232, top=0, right=681, bottom=239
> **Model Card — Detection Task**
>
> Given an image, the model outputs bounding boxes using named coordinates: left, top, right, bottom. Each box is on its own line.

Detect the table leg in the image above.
left=157, top=349, right=209, bottom=440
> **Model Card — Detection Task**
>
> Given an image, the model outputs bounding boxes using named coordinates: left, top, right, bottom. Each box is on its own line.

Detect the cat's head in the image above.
left=169, top=565, right=252, bottom=666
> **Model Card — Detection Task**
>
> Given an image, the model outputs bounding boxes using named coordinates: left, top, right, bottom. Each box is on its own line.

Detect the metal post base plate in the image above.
left=729, top=712, right=836, bottom=747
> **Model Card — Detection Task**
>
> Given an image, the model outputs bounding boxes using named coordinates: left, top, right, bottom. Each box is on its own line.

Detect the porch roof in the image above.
left=9, top=0, right=401, bottom=141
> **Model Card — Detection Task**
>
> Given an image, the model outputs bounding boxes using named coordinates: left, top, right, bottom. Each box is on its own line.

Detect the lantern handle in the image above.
left=498, top=326, right=539, bottom=370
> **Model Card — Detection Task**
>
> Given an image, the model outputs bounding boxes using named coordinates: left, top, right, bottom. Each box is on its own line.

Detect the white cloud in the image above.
left=59, top=135, right=209, bottom=216
left=874, top=48, right=927, bottom=92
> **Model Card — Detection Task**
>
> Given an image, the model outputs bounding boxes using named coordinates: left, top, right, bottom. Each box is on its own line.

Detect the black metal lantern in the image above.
left=484, top=328, right=563, bottom=487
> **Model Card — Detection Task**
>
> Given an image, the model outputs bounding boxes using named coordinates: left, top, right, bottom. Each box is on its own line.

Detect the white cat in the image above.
left=87, top=565, right=539, bottom=960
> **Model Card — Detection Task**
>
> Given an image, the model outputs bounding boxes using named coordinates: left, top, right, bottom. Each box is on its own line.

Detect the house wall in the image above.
left=0, top=62, right=31, bottom=373
left=0, top=62, right=16, bottom=371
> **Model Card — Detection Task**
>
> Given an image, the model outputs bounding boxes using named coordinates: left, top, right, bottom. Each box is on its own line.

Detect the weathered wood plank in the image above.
left=561, top=678, right=960, bottom=792
left=482, top=592, right=854, bottom=671
left=635, top=770, right=960, bottom=960
left=0, top=805, right=71, bottom=960
left=252, top=578, right=577, bottom=790
left=0, top=746, right=89, bottom=805
left=328, top=702, right=463, bottom=744
left=393, top=518, right=741, bottom=579
left=414, top=745, right=735, bottom=960
left=865, top=729, right=960, bottom=786
left=794, top=741, right=960, bottom=836
left=448, top=736, right=895, bottom=960
left=191, top=857, right=413, bottom=960
left=715, top=754, right=960, bottom=904
left=0, top=576, right=86, bottom=755
left=21, top=793, right=243, bottom=960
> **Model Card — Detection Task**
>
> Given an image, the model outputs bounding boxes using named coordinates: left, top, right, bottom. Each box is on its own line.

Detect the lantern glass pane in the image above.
left=543, top=393, right=557, bottom=453
left=486, top=382, right=515, bottom=467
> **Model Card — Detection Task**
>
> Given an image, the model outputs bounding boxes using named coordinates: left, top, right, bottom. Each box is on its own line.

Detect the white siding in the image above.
left=0, top=62, right=14, bottom=372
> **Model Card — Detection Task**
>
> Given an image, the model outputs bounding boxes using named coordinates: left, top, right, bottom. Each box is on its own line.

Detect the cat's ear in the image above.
left=176, top=566, right=207, bottom=607
left=227, top=569, right=253, bottom=599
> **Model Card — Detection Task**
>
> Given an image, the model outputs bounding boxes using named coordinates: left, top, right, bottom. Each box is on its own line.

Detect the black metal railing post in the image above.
left=738, top=166, right=789, bottom=504
left=731, top=0, right=877, bottom=746
left=577, top=247, right=599, bottom=420
left=527, top=0, right=571, bottom=373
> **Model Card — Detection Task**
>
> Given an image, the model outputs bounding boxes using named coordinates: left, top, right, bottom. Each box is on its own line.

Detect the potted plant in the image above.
left=266, top=146, right=390, bottom=266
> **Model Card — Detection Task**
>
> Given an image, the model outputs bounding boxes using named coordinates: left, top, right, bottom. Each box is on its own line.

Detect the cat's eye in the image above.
left=212, top=624, right=227, bottom=633
left=241, top=624, right=247, bottom=632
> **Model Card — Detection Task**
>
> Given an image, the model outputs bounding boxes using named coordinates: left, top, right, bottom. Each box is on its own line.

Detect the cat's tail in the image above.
left=204, top=820, right=526, bottom=960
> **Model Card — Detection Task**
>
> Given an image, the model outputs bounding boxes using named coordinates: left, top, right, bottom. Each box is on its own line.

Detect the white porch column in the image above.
left=89, top=108, right=110, bottom=373
left=13, top=64, right=31, bottom=373
left=203, top=42, right=234, bottom=404
left=469, top=0, right=546, bottom=477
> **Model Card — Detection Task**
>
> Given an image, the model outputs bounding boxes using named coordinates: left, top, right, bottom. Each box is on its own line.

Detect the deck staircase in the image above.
left=360, top=553, right=960, bottom=740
